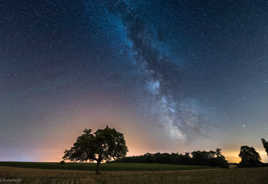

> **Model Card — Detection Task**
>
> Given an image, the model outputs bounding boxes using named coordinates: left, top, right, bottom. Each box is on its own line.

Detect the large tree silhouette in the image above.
left=238, top=145, right=262, bottom=167
left=63, top=126, right=128, bottom=174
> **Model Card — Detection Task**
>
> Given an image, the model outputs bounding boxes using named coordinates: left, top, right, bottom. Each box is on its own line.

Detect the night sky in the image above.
left=1, top=0, right=268, bottom=162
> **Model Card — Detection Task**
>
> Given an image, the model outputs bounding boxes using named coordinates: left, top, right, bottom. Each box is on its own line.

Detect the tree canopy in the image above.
left=63, top=126, right=128, bottom=174
left=238, top=145, right=262, bottom=167
left=115, top=148, right=228, bottom=168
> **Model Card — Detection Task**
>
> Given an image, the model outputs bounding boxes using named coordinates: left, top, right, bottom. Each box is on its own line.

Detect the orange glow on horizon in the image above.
left=36, top=107, right=268, bottom=164
left=38, top=145, right=268, bottom=164
left=223, top=150, right=267, bottom=163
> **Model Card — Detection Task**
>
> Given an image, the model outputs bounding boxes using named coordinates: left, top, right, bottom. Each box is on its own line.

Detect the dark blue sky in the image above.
left=1, top=0, right=268, bottom=162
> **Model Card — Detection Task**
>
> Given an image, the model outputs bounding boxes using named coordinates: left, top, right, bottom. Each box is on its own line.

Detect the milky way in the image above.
left=104, top=0, right=208, bottom=141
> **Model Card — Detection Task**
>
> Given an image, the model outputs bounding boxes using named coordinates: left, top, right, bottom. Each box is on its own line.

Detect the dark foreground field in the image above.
left=0, top=166, right=268, bottom=184
left=0, top=162, right=268, bottom=184
left=0, top=162, right=208, bottom=171
left=0, top=163, right=268, bottom=184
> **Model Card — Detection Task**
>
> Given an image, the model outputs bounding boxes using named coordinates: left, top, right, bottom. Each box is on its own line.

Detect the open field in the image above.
left=0, top=162, right=208, bottom=171
left=0, top=165, right=268, bottom=184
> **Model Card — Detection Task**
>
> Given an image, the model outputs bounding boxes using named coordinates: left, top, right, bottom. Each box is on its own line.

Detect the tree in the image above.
left=238, top=145, right=262, bottom=167
left=213, top=148, right=229, bottom=168
left=63, top=126, right=128, bottom=174
left=115, top=149, right=228, bottom=168
left=215, top=148, right=222, bottom=158
left=261, top=138, right=268, bottom=156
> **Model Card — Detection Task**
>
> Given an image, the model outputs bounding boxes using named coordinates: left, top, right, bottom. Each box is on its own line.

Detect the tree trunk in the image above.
left=96, top=161, right=101, bottom=175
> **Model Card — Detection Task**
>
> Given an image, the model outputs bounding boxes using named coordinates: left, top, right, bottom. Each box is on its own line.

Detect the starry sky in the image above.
left=1, top=0, right=268, bottom=163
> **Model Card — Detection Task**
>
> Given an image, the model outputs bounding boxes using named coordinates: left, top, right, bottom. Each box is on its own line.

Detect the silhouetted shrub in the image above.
left=60, top=160, right=65, bottom=164
left=115, top=148, right=228, bottom=168
left=261, top=138, right=268, bottom=156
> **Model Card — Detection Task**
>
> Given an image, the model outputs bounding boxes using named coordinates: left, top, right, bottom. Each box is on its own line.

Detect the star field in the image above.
left=1, top=0, right=268, bottom=162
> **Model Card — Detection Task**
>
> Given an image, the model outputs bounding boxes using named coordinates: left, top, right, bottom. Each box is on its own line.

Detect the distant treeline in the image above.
left=114, top=149, right=229, bottom=168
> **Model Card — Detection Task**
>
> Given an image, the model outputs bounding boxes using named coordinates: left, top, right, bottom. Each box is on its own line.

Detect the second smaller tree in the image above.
left=238, top=145, right=262, bottom=167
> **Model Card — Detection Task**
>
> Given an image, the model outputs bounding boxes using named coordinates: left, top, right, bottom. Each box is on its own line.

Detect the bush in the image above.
left=115, top=149, right=229, bottom=168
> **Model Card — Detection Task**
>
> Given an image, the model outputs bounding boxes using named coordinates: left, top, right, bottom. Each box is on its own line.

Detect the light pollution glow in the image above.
left=37, top=133, right=268, bottom=163
left=34, top=101, right=268, bottom=163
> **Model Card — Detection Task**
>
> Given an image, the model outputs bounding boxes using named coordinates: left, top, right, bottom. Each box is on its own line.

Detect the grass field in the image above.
left=0, top=166, right=268, bottom=184
left=0, top=162, right=208, bottom=171
left=0, top=162, right=267, bottom=184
